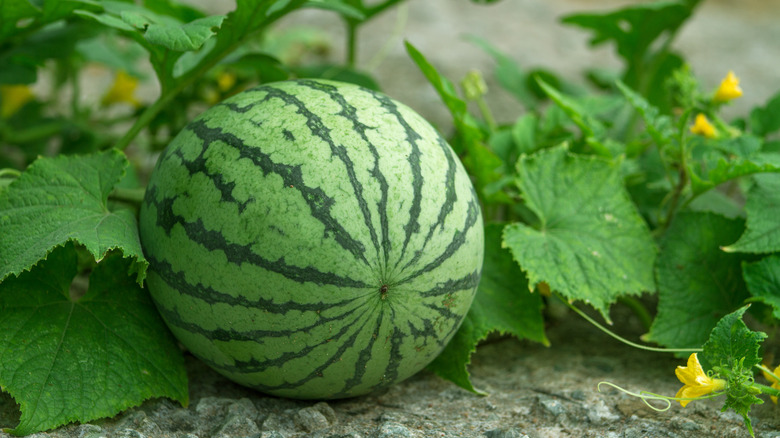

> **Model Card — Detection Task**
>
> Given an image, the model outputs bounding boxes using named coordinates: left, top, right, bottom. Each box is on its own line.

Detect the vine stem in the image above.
left=109, top=187, right=147, bottom=204
left=557, top=294, right=702, bottom=354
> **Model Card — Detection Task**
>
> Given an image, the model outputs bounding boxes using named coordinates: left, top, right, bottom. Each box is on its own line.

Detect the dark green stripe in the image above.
left=399, top=197, right=480, bottom=283
left=401, top=135, right=459, bottom=271
left=149, top=196, right=369, bottom=288
left=187, top=117, right=371, bottom=269
left=254, top=84, right=379, bottom=268
left=333, top=305, right=385, bottom=397
left=296, top=79, right=391, bottom=275
left=418, top=269, right=481, bottom=298
left=380, top=323, right=405, bottom=387
left=155, top=291, right=365, bottom=344
left=169, top=141, right=251, bottom=214
left=366, top=89, right=424, bottom=267
left=149, top=255, right=362, bottom=313
left=212, top=308, right=376, bottom=393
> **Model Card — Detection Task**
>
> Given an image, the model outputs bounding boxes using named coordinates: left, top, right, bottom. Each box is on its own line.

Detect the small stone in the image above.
left=375, top=421, right=412, bottom=438
left=261, top=413, right=295, bottom=433
left=483, top=427, right=529, bottom=438
left=539, top=397, right=565, bottom=417
left=313, top=401, right=338, bottom=425
left=115, top=430, right=145, bottom=438
left=213, top=413, right=260, bottom=438
left=260, top=431, right=287, bottom=438
left=586, top=399, right=620, bottom=424
left=76, top=424, right=105, bottom=438
left=294, top=406, right=330, bottom=432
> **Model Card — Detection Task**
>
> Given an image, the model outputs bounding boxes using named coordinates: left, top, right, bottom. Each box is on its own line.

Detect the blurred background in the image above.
left=206, top=0, right=780, bottom=131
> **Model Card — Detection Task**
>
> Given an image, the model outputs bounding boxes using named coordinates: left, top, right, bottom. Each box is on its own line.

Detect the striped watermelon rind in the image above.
left=139, top=79, right=484, bottom=399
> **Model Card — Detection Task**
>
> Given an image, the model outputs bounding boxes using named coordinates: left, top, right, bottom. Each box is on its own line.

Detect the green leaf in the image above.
left=561, top=0, right=698, bottom=73
left=723, top=173, right=780, bottom=254
left=143, top=14, right=226, bottom=52
left=616, top=80, right=674, bottom=146
left=536, top=79, right=609, bottom=157
left=511, top=113, right=538, bottom=155
left=428, top=224, right=548, bottom=394
left=467, top=36, right=535, bottom=108
left=0, top=0, right=40, bottom=41
left=749, top=91, right=780, bottom=137
left=646, top=212, right=749, bottom=350
left=702, top=306, right=766, bottom=373
left=73, top=9, right=135, bottom=31
left=701, top=306, right=766, bottom=436
left=690, top=153, right=780, bottom=195
left=0, top=244, right=188, bottom=435
left=743, top=255, right=780, bottom=320
left=404, top=41, right=469, bottom=131
left=404, top=41, right=503, bottom=203
left=502, top=146, right=656, bottom=318
left=0, top=150, right=147, bottom=283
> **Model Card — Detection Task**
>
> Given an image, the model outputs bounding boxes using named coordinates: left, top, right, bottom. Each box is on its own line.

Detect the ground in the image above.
left=2, top=301, right=779, bottom=437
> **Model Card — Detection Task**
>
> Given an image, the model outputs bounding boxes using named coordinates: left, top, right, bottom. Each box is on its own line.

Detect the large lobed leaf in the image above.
left=724, top=173, right=780, bottom=254
left=646, top=212, right=749, bottom=351
left=0, top=149, right=146, bottom=283
left=743, top=255, right=780, bottom=320
left=428, top=224, right=548, bottom=394
left=0, top=244, right=188, bottom=435
left=503, top=146, right=656, bottom=318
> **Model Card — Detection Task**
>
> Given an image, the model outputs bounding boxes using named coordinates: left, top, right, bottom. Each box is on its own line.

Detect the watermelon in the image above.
left=138, top=79, right=484, bottom=399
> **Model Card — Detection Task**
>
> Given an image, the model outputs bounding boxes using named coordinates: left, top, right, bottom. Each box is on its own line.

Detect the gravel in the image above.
left=3, top=303, right=779, bottom=437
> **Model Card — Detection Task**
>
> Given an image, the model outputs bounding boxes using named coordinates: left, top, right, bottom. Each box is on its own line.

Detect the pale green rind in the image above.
left=139, top=79, right=483, bottom=399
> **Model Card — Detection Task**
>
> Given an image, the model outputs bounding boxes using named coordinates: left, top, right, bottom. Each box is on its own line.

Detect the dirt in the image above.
left=2, top=301, right=779, bottom=437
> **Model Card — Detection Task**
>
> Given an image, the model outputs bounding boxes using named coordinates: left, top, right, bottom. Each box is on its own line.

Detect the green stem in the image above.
left=345, top=19, right=358, bottom=67
left=752, top=381, right=780, bottom=398
left=0, top=168, right=22, bottom=179
left=109, top=187, right=146, bottom=205
left=3, top=121, right=66, bottom=144
left=476, top=96, right=497, bottom=132
left=111, top=1, right=300, bottom=151
left=617, top=296, right=653, bottom=331
left=559, top=294, right=702, bottom=354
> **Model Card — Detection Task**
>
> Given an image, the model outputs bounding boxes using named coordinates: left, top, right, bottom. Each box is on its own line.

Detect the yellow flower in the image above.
left=216, top=71, right=236, bottom=92
left=101, top=70, right=141, bottom=108
left=675, top=353, right=727, bottom=407
left=761, top=364, right=780, bottom=404
left=690, top=113, right=717, bottom=138
left=1, top=84, right=34, bottom=118
left=714, top=70, right=742, bottom=103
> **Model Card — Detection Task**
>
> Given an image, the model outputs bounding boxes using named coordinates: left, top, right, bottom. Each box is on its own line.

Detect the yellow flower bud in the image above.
left=1, top=84, right=34, bottom=119
left=713, top=70, right=742, bottom=103
left=216, top=71, right=237, bottom=92
left=461, top=69, right=488, bottom=101
left=101, top=70, right=141, bottom=108
left=690, top=113, right=716, bottom=138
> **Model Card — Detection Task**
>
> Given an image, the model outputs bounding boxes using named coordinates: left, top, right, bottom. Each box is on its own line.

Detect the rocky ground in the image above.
left=3, top=0, right=780, bottom=437
left=2, top=301, right=779, bottom=438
